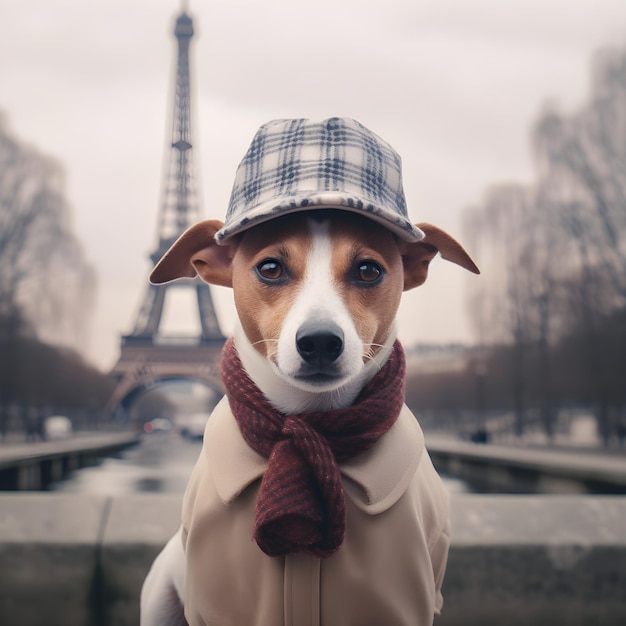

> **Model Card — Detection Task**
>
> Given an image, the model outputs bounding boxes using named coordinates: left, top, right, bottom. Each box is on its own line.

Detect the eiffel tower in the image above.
left=108, top=9, right=225, bottom=413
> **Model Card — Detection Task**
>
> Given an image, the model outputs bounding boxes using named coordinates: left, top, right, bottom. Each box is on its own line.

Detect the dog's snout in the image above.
left=296, top=322, right=344, bottom=364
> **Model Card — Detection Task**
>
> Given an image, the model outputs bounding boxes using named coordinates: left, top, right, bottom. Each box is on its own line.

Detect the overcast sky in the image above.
left=1, top=0, right=625, bottom=370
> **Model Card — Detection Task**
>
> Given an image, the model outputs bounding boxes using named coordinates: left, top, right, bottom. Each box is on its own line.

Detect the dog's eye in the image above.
left=357, top=261, right=383, bottom=283
left=256, top=259, right=283, bottom=281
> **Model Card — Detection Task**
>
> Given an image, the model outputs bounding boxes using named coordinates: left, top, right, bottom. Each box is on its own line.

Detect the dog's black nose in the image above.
left=296, top=322, right=344, bottom=364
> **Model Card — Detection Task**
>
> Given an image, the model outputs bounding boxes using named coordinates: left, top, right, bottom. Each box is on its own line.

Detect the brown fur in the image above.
left=150, top=211, right=480, bottom=362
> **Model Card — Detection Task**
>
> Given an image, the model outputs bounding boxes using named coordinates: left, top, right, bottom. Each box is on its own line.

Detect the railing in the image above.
left=426, top=435, right=626, bottom=494
left=0, top=432, right=139, bottom=490
left=1, top=493, right=625, bottom=626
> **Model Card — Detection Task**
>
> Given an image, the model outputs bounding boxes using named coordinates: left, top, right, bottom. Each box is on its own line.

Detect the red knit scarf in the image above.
left=220, top=337, right=406, bottom=558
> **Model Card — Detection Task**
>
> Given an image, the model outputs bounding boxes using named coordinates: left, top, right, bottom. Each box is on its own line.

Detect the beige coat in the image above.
left=181, top=396, right=450, bottom=626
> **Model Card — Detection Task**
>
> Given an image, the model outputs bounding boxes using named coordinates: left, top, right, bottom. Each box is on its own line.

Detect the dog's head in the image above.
left=150, top=210, right=478, bottom=411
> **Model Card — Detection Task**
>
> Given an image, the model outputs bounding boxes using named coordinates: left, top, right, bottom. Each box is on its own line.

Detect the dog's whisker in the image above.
left=363, top=341, right=392, bottom=370
left=363, top=343, right=384, bottom=354
left=251, top=338, right=279, bottom=348
left=362, top=346, right=385, bottom=370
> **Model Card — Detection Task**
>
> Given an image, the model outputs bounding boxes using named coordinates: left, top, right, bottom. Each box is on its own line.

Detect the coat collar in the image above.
left=205, top=397, right=424, bottom=515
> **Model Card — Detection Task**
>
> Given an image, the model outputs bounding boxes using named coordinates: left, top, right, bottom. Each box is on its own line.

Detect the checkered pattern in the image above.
left=215, top=118, right=424, bottom=243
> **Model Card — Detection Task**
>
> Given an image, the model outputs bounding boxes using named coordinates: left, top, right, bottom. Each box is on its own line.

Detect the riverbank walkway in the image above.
left=0, top=431, right=140, bottom=490
left=426, top=434, right=626, bottom=493
left=2, top=430, right=625, bottom=493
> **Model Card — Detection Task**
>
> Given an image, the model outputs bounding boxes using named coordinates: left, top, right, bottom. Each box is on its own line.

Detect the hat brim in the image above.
left=214, top=192, right=424, bottom=244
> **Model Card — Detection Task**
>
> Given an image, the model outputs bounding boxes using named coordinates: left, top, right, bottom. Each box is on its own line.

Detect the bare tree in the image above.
left=464, top=184, right=539, bottom=436
left=0, top=113, right=95, bottom=349
left=464, top=46, right=626, bottom=445
left=533, top=49, right=626, bottom=310
left=531, top=48, right=626, bottom=443
left=0, top=114, right=98, bottom=434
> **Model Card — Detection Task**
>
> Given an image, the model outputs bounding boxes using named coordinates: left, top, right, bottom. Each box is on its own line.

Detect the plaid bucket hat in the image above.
left=214, top=118, right=425, bottom=244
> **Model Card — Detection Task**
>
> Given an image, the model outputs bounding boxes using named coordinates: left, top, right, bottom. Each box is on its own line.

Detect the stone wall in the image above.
left=1, top=494, right=625, bottom=625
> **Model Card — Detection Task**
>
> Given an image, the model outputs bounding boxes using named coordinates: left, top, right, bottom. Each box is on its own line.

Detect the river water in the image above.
left=52, top=433, right=202, bottom=495
left=52, top=431, right=471, bottom=495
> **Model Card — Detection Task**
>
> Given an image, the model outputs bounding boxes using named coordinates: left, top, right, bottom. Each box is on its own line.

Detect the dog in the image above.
left=140, top=118, right=479, bottom=626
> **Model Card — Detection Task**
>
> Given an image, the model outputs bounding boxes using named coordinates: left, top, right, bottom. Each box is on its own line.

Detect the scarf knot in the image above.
left=220, top=338, right=406, bottom=558
left=281, top=416, right=325, bottom=458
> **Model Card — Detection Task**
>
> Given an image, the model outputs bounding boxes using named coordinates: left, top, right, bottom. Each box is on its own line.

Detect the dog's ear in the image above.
left=400, top=222, right=480, bottom=291
left=149, top=220, right=235, bottom=288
